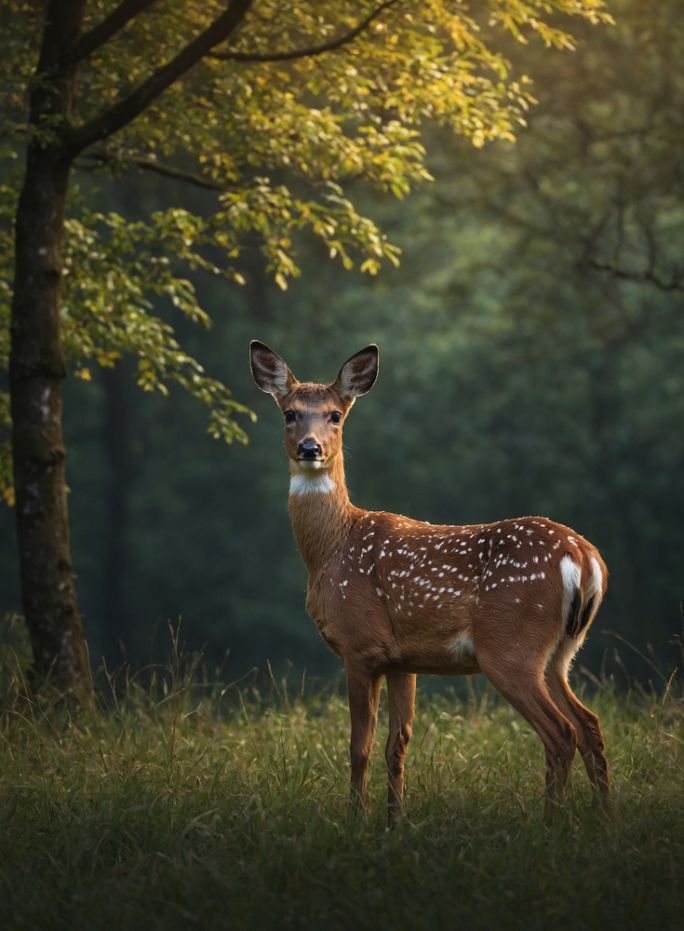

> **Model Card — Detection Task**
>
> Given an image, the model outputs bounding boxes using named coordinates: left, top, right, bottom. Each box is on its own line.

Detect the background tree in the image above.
left=1, top=0, right=612, bottom=694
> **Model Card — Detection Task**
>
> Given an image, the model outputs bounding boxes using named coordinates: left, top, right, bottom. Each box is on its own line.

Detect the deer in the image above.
left=250, top=340, right=610, bottom=823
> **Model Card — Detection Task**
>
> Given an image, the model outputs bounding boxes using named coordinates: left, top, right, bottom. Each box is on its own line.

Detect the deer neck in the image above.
left=288, top=452, right=354, bottom=575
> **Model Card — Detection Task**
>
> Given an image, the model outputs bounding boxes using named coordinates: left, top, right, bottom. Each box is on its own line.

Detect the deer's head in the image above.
left=250, top=341, right=379, bottom=474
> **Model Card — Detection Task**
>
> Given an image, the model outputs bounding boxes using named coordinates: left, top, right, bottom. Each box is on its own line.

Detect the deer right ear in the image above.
left=333, top=345, right=379, bottom=401
left=250, top=341, right=298, bottom=400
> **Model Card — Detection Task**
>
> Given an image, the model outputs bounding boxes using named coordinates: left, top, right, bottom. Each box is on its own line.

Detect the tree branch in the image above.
left=586, top=260, right=683, bottom=292
left=72, top=0, right=158, bottom=63
left=212, top=0, right=398, bottom=64
left=67, top=0, right=253, bottom=155
left=78, top=150, right=224, bottom=192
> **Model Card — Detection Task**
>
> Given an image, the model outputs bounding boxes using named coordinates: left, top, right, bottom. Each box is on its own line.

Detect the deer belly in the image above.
left=389, top=623, right=481, bottom=675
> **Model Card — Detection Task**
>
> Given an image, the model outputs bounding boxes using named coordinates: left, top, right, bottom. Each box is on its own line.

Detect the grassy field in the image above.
left=0, top=652, right=682, bottom=931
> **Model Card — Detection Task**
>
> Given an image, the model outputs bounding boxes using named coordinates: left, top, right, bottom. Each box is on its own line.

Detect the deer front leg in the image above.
left=346, top=667, right=381, bottom=814
left=385, top=671, right=416, bottom=826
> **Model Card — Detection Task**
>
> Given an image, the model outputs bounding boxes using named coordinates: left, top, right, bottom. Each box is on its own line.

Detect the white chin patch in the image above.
left=297, top=459, right=324, bottom=471
left=289, top=473, right=335, bottom=496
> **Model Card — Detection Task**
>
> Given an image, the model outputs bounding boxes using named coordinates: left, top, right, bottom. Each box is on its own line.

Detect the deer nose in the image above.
left=298, top=439, right=322, bottom=459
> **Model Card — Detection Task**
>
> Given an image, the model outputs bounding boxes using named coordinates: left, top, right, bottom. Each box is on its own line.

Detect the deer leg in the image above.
left=477, top=651, right=578, bottom=821
left=545, top=656, right=610, bottom=803
left=385, top=671, right=416, bottom=826
left=346, top=667, right=382, bottom=814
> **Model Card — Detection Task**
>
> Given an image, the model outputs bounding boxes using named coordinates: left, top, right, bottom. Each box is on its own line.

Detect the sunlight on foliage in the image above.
left=0, top=0, right=612, bottom=501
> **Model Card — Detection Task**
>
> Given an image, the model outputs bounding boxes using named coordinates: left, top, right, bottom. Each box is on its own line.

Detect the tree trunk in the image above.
left=8, top=0, right=91, bottom=698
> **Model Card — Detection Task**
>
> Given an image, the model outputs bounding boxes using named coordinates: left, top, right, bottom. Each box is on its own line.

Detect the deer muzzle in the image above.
left=297, top=439, right=323, bottom=461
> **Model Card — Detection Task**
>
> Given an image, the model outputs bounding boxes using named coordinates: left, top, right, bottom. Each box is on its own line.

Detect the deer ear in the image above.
left=250, top=341, right=298, bottom=400
left=332, top=345, right=379, bottom=401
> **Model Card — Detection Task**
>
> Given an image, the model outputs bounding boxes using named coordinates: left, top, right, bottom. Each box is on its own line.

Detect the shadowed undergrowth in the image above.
left=0, top=649, right=682, bottom=931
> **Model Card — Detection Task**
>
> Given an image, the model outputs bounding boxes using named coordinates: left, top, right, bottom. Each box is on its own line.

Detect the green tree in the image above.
left=0, top=0, right=610, bottom=695
left=346, top=0, right=684, bottom=665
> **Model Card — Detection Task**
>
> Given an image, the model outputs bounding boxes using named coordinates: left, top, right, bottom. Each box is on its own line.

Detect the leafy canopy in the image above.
left=0, top=0, right=611, bottom=501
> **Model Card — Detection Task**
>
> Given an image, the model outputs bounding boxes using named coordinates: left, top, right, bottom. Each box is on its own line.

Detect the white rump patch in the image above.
left=560, top=555, right=581, bottom=625
left=289, top=473, right=335, bottom=496
left=587, top=556, right=603, bottom=599
left=448, top=632, right=475, bottom=659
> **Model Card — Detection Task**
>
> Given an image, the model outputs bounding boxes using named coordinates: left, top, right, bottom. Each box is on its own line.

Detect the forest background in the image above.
left=0, top=0, right=682, bottom=688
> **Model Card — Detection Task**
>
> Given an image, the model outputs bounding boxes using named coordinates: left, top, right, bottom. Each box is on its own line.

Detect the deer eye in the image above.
left=330, top=411, right=342, bottom=424
left=284, top=410, right=297, bottom=424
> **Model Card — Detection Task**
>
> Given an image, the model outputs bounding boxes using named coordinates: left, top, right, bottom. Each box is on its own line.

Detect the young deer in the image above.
left=250, top=341, right=610, bottom=822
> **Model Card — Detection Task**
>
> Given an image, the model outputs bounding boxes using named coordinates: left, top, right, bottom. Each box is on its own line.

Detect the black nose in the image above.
left=298, top=439, right=322, bottom=459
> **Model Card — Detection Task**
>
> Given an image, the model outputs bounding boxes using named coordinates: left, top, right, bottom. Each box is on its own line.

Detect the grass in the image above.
left=0, top=645, right=682, bottom=931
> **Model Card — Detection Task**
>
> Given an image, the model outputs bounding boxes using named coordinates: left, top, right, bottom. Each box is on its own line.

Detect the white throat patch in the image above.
left=289, top=473, right=335, bottom=496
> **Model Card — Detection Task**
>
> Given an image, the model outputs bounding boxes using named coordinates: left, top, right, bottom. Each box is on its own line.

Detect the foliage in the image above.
left=0, top=650, right=682, bottom=930
left=0, top=0, right=611, bottom=498
left=0, top=0, right=680, bottom=681
left=389, top=0, right=684, bottom=653
left=30, top=0, right=678, bottom=680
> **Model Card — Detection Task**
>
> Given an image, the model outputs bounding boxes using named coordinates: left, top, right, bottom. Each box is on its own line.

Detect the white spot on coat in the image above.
left=448, top=632, right=475, bottom=659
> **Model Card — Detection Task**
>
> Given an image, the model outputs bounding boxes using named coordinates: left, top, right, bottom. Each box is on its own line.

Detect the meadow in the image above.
left=1, top=642, right=682, bottom=931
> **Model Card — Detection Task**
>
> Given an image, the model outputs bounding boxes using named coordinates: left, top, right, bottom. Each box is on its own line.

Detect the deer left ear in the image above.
left=250, top=340, right=298, bottom=400
left=332, top=345, right=379, bottom=401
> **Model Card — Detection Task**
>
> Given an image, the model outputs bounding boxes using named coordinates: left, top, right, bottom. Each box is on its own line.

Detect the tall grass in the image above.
left=0, top=627, right=682, bottom=931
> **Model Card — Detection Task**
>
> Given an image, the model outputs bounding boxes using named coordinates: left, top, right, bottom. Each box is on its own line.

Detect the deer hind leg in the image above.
left=476, top=646, right=578, bottom=821
left=385, top=671, right=416, bottom=826
left=545, top=640, right=610, bottom=803
left=346, top=667, right=382, bottom=814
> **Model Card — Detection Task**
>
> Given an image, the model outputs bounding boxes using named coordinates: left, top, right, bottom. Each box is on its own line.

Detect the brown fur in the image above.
left=250, top=342, right=610, bottom=822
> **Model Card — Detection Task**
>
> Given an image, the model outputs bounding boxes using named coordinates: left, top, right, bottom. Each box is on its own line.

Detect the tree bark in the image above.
left=9, top=0, right=255, bottom=696
left=9, top=0, right=91, bottom=697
